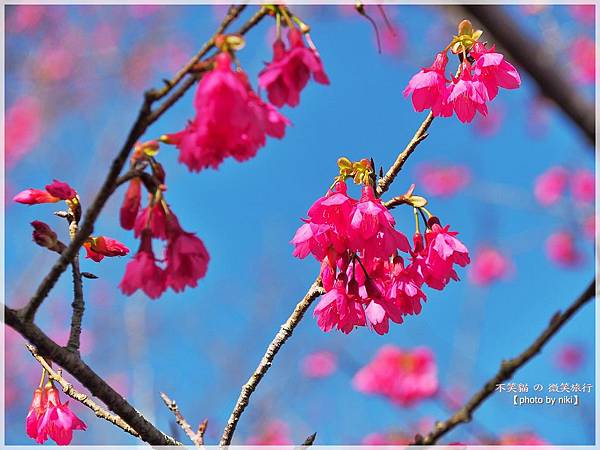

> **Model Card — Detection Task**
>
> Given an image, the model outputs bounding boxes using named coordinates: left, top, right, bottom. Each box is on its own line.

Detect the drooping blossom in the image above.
left=293, top=172, right=469, bottom=334
left=403, top=27, right=520, bottom=123
left=470, top=42, right=521, bottom=101
left=468, top=246, right=511, bottom=286
left=26, top=388, right=46, bottom=442
left=411, top=219, right=470, bottom=290
left=553, top=343, right=585, bottom=373
left=120, top=178, right=142, bottom=230
left=259, top=27, right=329, bottom=108
left=403, top=52, right=449, bottom=116
left=446, top=63, right=488, bottom=123
left=301, top=350, right=337, bottom=378
left=571, top=168, right=594, bottom=204
left=416, top=164, right=471, bottom=197
left=534, top=166, right=568, bottom=206
left=165, top=52, right=289, bottom=172
left=134, top=201, right=168, bottom=240
left=119, top=231, right=166, bottom=299
left=545, top=231, right=581, bottom=267
left=246, top=420, right=292, bottom=445
left=34, top=385, right=87, bottom=445
left=353, top=345, right=438, bottom=406
left=13, top=188, right=59, bottom=205
left=164, top=215, right=210, bottom=292
left=83, top=236, right=130, bottom=262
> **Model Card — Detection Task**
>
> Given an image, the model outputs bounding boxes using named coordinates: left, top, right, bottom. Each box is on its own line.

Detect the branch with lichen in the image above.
left=414, top=279, right=595, bottom=445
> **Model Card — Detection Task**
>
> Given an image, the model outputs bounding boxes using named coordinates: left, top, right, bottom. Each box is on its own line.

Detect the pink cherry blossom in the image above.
left=349, top=185, right=411, bottom=258
left=545, top=231, right=581, bottom=267
left=353, top=345, right=438, bottom=406
left=570, top=36, right=595, bottom=84
left=246, top=420, right=292, bottom=445
left=120, top=178, right=141, bottom=230
left=164, top=216, right=210, bottom=292
left=403, top=52, right=450, bottom=115
left=119, top=232, right=166, bottom=299
left=13, top=188, right=60, bottom=205
left=568, top=5, right=595, bottom=25
left=134, top=202, right=168, bottom=240
left=416, top=163, right=471, bottom=197
left=446, top=63, right=488, bottom=123
left=314, top=276, right=366, bottom=333
left=554, top=343, right=585, bottom=373
left=471, top=43, right=521, bottom=101
left=534, top=166, right=568, bottom=206
left=413, top=221, right=470, bottom=289
left=259, top=28, right=329, bottom=108
left=499, top=432, right=548, bottom=445
left=45, top=180, right=77, bottom=200
left=36, top=385, right=87, bottom=445
left=583, top=215, right=595, bottom=240
left=301, top=350, right=337, bottom=378
left=84, top=236, right=130, bottom=262
left=570, top=168, right=594, bottom=203
left=26, top=388, right=46, bottom=443
left=362, top=431, right=410, bottom=445
left=167, top=52, right=289, bottom=172
left=468, top=246, right=511, bottom=286
left=5, top=96, right=42, bottom=168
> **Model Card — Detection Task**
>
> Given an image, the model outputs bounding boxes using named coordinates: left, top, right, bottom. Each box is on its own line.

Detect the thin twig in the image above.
left=160, top=392, right=203, bottom=447
left=219, top=278, right=326, bottom=446
left=66, top=212, right=85, bottom=354
left=26, top=344, right=142, bottom=440
left=197, top=419, right=208, bottom=446
left=414, top=279, right=595, bottom=445
left=149, top=5, right=249, bottom=102
left=220, top=108, right=438, bottom=446
left=376, top=111, right=433, bottom=197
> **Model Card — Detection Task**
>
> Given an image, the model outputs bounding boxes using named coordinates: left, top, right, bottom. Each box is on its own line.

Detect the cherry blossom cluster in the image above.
left=13, top=180, right=129, bottom=262
left=27, top=380, right=86, bottom=445
left=353, top=345, right=438, bottom=406
left=118, top=141, right=209, bottom=299
left=403, top=20, right=521, bottom=123
left=292, top=159, right=470, bottom=335
left=163, top=8, right=328, bottom=172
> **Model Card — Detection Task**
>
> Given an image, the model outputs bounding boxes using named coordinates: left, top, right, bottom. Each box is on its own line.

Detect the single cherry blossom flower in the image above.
left=301, top=350, right=337, bottom=378
left=36, top=385, right=86, bottom=445
left=119, top=231, right=166, bottom=299
left=534, top=166, right=568, bottom=206
left=545, top=231, right=581, bottom=267
left=353, top=345, right=438, bottom=406
left=468, top=246, right=511, bottom=286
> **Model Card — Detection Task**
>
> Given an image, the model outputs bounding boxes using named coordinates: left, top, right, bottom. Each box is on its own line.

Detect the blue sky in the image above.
left=4, top=4, right=595, bottom=445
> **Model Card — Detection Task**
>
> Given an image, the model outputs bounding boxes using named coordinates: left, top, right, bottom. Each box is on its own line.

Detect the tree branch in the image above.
left=5, top=307, right=180, bottom=445
left=26, top=344, right=143, bottom=440
left=219, top=110, right=437, bottom=446
left=66, top=212, right=85, bottom=354
left=16, top=5, right=270, bottom=324
left=414, top=279, right=595, bottom=445
left=376, top=112, right=433, bottom=197
left=160, top=392, right=203, bottom=447
left=219, top=278, right=326, bottom=446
